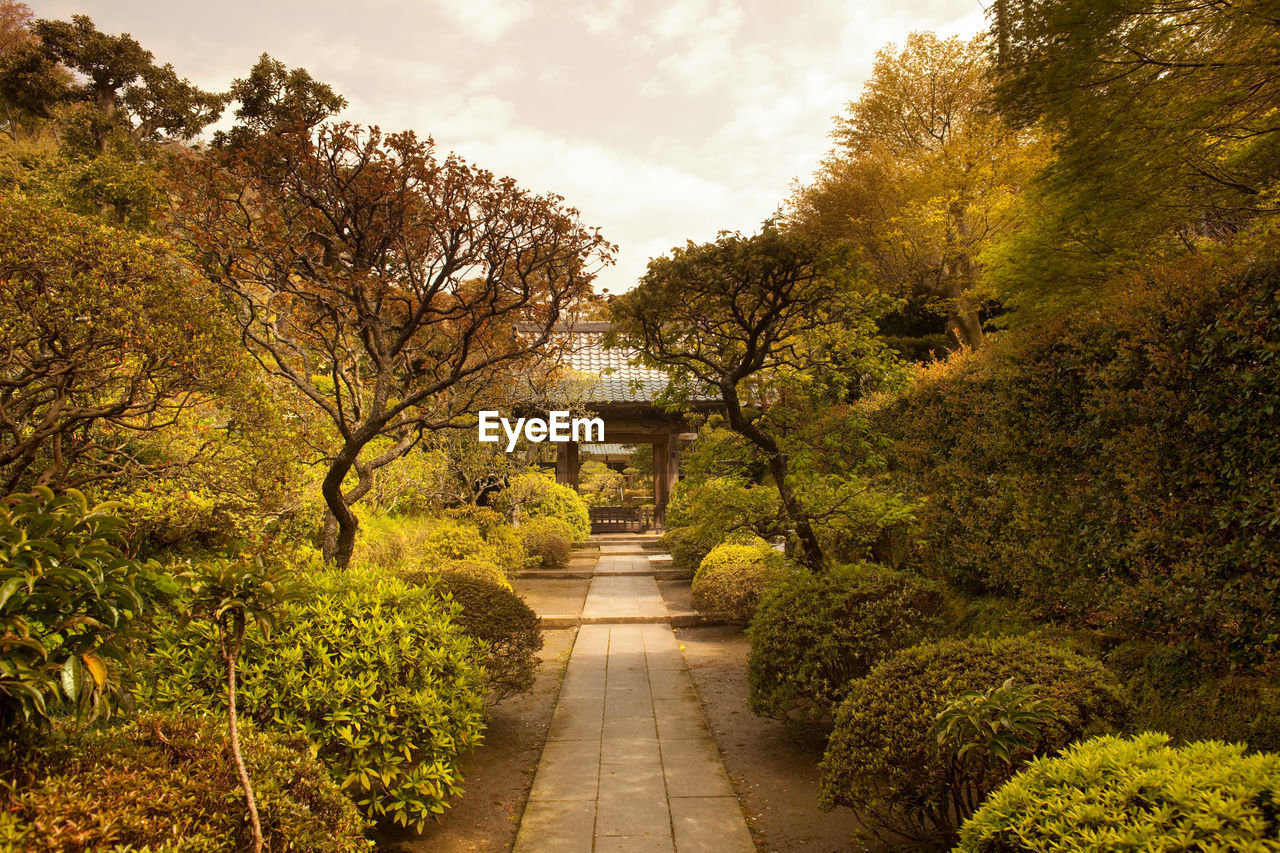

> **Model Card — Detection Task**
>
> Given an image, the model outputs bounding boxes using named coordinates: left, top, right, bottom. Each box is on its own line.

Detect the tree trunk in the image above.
left=719, top=384, right=825, bottom=571
left=321, top=446, right=361, bottom=568
left=221, top=626, right=263, bottom=853
left=946, top=303, right=984, bottom=350
left=767, top=453, right=825, bottom=572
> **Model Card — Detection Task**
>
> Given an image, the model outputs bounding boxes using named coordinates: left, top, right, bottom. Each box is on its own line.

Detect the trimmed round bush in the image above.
left=437, top=558, right=512, bottom=590
left=500, top=472, right=590, bottom=541
left=956, top=732, right=1280, bottom=852
left=2, top=712, right=368, bottom=852
left=747, top=563, right=948, bottom=723
left=519, top=516, right=574, bottom=569
left=690, top=538, right=788, bottom=624
left=662, top=525, right=715, bottom=574
left=403, top=570, right=543, bottom=704
left=820, top=636, right=1129, bottom=847
left=140, top=567, right=487, bottom=832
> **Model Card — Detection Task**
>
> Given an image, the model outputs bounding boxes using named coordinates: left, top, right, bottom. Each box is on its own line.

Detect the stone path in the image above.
left=514, top=536, right=755, bottom=853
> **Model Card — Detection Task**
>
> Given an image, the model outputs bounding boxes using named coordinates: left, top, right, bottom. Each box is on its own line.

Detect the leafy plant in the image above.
left=956, top=733, right=1280, bottom=852
left=141, top=567, right=486, bottom=831
left=932, top=678, right=1070, bottom=768
left=0, top=487, right=163, bottom=728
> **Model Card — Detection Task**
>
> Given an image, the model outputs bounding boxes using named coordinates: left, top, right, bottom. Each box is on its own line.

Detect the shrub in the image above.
left=875, top=256, right=1280, bottom=671
left=401, top=570, right=543, bottom=704
left=519, top=516, right=574, bottom=569
left=354, top=515, right=497, bottom=573
left=499, top=471, right=590, bottom=541
left=690, top=538, right=788, bottom=624
left=0, top=487, right=167, bottom=728
left=483, top=524, right=526, bottom=579
left=436, top=558, right=512, bottom=590
left=956, top=733, right=1280, bottom=852
left=820, top=636, right=1129, bottom=847
left=140, top=567, right=487, bottom=832
left=1, top=712, right=368, bottom=852
left=747, top=564, right=948, bottom=724
left=663, top=477, right=781, bottom=571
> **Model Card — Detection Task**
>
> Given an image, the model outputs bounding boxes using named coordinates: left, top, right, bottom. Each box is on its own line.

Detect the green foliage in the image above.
left=932, top=678, right=1071, bottom=768
left=500, top=471, right=590, bottom=541
left=820, top=636, right=1128, bottom=847
left=1107, top=641, right=1280, bottom=753
left=956, top=733, right=1280, bottom=852
left=747, top=563, right=947, bottom=725
left=0, top=487, right=164, bottom=727
left=690, top=538, right=788, bottom=624
left=678, top=416, right=768, bottom=484
left=355, top=515, right=491, bottom=571
left=988, top=0, right=1280, bottom=307
left=663, top=477, right=782, bottom=572
left=519, top=517, right=573, bottom=570
left=401, top=569, right=542, bottom=704
left=1, top=712, right=369, bottom=852
left=878, top=254, right=1280, bottom=672
left=140, top=567, right=487, bottom=832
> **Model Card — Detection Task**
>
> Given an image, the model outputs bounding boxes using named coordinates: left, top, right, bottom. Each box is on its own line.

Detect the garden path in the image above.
left=513, top=535, right=755, bottom=853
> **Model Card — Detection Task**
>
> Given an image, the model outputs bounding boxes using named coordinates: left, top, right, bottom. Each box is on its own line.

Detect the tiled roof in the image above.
left=580, top=443, right=634, bottom=455
left=559, top=322, right=718, bottom=405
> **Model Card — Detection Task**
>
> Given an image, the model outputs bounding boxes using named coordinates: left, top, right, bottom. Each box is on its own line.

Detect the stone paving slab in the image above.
left=581, top=575, right=669, bottom=621
left=514, top=620, right=754, bottom=853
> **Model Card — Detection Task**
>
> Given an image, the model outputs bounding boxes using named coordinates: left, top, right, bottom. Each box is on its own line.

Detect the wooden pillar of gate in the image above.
left=555, top=441, right=580, bottom=489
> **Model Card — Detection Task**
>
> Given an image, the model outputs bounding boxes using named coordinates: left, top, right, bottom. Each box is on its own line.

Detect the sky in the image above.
left=32, top=0, right=988, bottom=294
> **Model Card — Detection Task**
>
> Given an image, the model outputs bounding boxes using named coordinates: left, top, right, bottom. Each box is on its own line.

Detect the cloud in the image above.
left=434, top=0, right=533, bottom=43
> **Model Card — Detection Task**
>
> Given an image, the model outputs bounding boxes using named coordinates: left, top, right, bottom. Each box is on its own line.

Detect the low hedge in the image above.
left=747, top=563, right=948, bottom=724
left=690, top=538, right=787, bottom=624
left=403, top=569, right=543, bottom=704
left=1, top=712, right=368, bottom=852
left=957, top=733, right=1280, bottom=851
left=820, top=636, right=1129, bottom=847
left=519, top=516, right=574, bottom=569
left=140, top=567, right=487, bottom=833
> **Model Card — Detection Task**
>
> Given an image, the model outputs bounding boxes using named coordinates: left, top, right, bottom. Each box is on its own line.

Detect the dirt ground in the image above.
left=375, top=627, right=576, bottom=853
left=512, top=577, right=590, bottom=616
left=674, top=624, right=867, bottom=853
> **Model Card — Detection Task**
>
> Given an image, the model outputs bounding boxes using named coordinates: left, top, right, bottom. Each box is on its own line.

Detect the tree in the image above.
left=10, top=14, right=224, bottom=154
left=610, top=222, right=863, bottom=570
left=791, top=32, right=1049, bottom=349
left=170, top=122, right=613, bottom=567
left=985, top=0, right=1280, bottom=310
left=214, top=53, right=346, bottom=150
left=0, top=193, right=242, bottom=493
